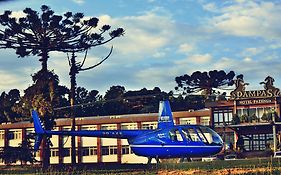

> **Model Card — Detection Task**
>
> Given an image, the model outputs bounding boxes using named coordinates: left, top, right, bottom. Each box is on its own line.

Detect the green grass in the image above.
left=159, top=157, right=281, bottom=170
left=1, top=158, right=281, bottom=174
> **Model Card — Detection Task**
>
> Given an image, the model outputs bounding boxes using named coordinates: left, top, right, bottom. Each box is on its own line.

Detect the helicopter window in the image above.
left=169, top=129, right=183, bottom=142
left=181, top=129, right=192, bottom=141
left=182, top=128, right=201, bottom=142
left=198, top=127, right=213, bottom=144
left=196, top=128, right=209, bottom=144
left=176, top=130, right=183, bottom=141
left=199, top=126, right=223, bottom=145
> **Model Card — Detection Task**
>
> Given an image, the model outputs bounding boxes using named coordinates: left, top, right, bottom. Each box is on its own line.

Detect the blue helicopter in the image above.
left=32, top=100, right=223, bottom=163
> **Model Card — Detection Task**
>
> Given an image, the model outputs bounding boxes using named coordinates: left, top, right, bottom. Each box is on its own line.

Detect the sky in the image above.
left=0, top=0, right=281, bottom=96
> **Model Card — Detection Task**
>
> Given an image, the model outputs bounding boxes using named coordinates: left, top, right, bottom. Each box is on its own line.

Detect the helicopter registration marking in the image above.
left=102, top=131, right=122, bottom=135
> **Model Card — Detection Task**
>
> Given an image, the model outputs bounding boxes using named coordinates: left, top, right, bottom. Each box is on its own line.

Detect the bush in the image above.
left=231, top=114, right=240, bottom=125
left=240, top=114, right=249, bottom=123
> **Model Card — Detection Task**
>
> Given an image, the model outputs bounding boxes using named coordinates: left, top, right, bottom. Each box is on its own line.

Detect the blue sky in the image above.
left=1, top=0, right=281, bottom=95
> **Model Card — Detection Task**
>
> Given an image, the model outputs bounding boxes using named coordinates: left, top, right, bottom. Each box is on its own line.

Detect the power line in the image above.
left=54, top=94, right=160, bottom=111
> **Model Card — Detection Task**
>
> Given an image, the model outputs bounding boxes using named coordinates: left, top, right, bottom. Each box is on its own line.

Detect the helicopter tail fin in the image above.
left=157, top=100, right=174, bottom=129
left=32, top=110, right=44, bottom=134
left=32, top=110, right=45, bottom=151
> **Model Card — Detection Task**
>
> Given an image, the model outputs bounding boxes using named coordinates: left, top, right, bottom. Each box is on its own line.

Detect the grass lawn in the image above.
left=1, top=158, right=281, bottom=174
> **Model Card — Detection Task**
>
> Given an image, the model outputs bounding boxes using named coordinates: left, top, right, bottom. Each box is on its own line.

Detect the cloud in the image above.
left=203, top=3, right=218, bottom=13
left=96, top=11, right=175, bottom=59
left=206, top=1, right=281, bottom=40
left=243, top=57, right=252, bottom=62
left=211, top=55, right=281, bottom=89
left=176, top=53, right=212, bottom=65
left=0, top=70, right=32, bottom=93
left=135, top=66, right=177, bottom=92
left=241, top=47, right=264, bottom=57
left=177, top=43, right=194, bottom=54
left=152, top=51, right=166, bottom=58
left=72, top=0, right=84, bottom=5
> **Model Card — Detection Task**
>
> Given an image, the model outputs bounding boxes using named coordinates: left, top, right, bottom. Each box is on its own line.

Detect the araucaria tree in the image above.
left=0, top=5, right=124, bottom=167
left=0, top=5, right=124, bottom=71
left=175, top=70, right=235, bottom=98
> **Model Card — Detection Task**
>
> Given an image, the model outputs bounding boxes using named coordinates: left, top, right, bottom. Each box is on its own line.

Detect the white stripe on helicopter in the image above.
left=130, top=145, right=222, bottom=148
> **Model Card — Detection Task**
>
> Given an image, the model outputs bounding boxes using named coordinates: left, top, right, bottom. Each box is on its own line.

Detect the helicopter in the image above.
left=32, top=100, right=223, bottom=163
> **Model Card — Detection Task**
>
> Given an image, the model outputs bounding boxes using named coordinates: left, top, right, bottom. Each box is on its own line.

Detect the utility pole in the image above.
left=272, top=108, right=277, bottom=152
left=70, top=52, right=77, bottom=165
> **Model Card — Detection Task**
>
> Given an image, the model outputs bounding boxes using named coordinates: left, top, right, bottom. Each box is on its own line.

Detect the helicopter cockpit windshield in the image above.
left=180, top=126, right=223, bottom=146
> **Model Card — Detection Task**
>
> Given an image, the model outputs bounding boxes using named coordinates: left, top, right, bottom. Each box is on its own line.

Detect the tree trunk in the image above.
left=39, top=50, right=49, bottom=71
left=42, top=139, right=50, bottom=170
left=70, top=53, right=77, bottom=165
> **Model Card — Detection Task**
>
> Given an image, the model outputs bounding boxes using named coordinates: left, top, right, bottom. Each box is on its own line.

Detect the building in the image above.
left=0, top=109, right=210, bottom=164
left=207, top=76, right=281, bottom=152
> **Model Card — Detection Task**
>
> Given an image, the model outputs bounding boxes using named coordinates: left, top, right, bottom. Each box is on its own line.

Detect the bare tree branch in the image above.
left=79, top=46, right=113, bottom=71
left=80, top=49, right=88, bottom=68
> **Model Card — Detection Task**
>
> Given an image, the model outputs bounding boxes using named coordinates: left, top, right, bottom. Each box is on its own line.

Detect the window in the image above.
left=122, top=145, right=131, bottom=154
left=176, top=130, right=183, bottom=141
left=242, top=134, right=273, bottom=151
left=186, top=128, right=200, bottom=142
left=101, top=124, right=117, bottom=130
left=26, top=129, right=34, bottom=138
left=101, top=146, right=117, bottom=155
left=236, top=107, right=275, bottom=122
left=213, top=109, right=233, bottom=126
left=0, top=130, right=4, bottom=140
left=51, top=149, right=59, bottom=157
left=8, top=130, right=21, bottom=140
left=181, top=129, right=192, bottom=142
left=81, top=126, right=97, bottom=130
left=82, top=148, right=89, bottom=156
left=121, top=123, right=137, bottom=130
left=35, top=151, right=40, bottom=157
left=196, top=128, right=208, bottom=144
left=109, top=146, right=118, bottom=155
left=62, top=148, right=70, bottom=157
left=180, top=118, right=196, bottom=125
left=200, top=117, right=210, bottom=126
left=169, top=129, right=182, bottom=142
left=102, top=146, right=109, bottom=155
left=141, top=122, right=157, bottom=130
left=82, top=147, right=97, bottom=156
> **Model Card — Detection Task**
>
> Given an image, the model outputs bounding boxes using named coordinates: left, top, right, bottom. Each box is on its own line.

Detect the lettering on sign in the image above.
left=238, top=99, right=272, bottom=105
left=231, top=76, right=281, bottom=99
